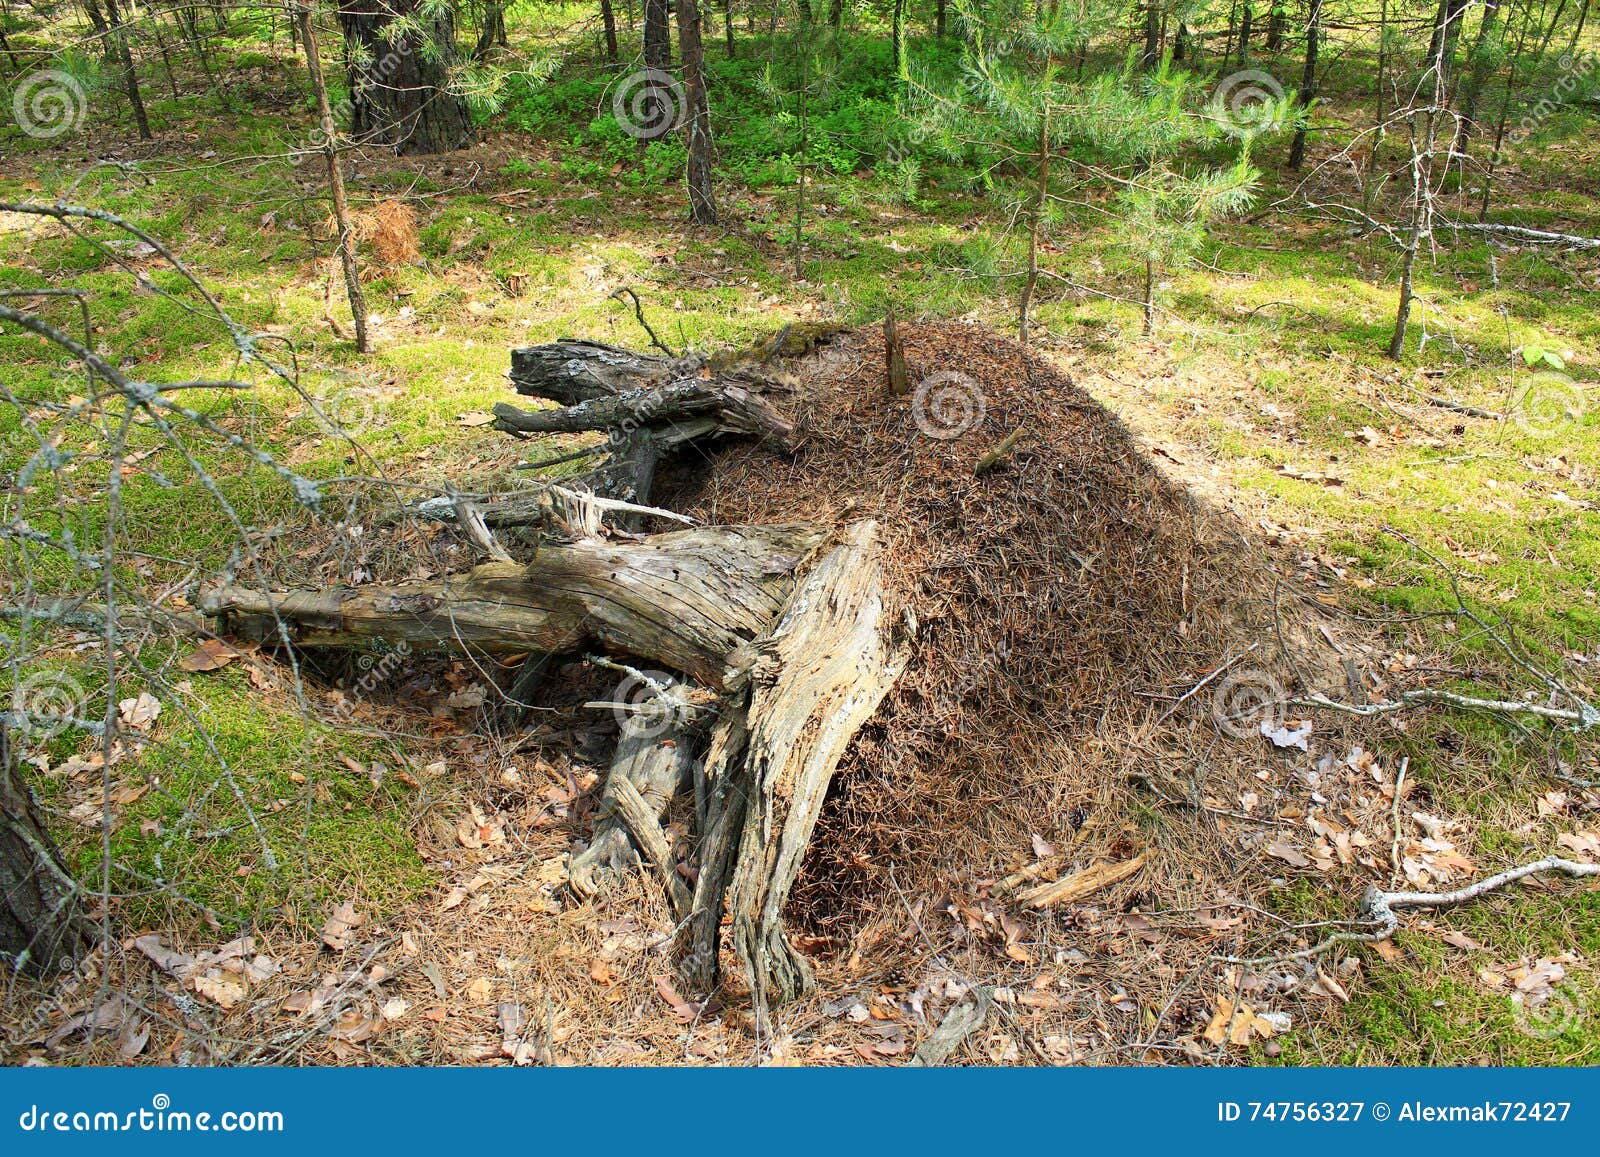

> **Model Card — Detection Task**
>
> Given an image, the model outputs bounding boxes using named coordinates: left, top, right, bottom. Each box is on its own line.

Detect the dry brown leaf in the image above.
left=320, top=900, right=363, bottom=951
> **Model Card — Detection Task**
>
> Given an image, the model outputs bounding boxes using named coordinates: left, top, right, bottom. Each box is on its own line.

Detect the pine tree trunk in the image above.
left=338, top=0, right=475, bottom=155
left=1453, top=0, right=1500, bottom=153
left=1, top=725, right=94, bottom=978
left=1287, top=0, right=1323, bottom=170
left=677, top=0, right=718, bottom=224
left=296, top=4, right=370, bottom=354
left=1142, top=1, right=1162, bottom=69
left=601, top=0, right=621, bottom=59
left=1238, top=0, right=1252, bottom=65
left=86, top=0, right=152, bottom=139
left=1266, top=0, right=1285, bottom=52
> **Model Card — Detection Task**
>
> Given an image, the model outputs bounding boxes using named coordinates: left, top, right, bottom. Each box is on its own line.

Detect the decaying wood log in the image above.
left=509, top=339, right=705, bottom=403
left=570, top=678, right=704, bottom=911
left=726, top=521, right=911, bottom=1026
left=201, top=524, right=824, bottom=688
left=492, top=378, right=795, bottom=449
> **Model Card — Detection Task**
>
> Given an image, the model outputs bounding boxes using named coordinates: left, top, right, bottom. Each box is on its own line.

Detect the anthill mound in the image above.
left=657, top=321, right=1333, bottom=948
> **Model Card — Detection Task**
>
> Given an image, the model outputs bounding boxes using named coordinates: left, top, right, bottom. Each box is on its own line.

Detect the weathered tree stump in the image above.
left=201, top=336, right=908, bottom=1022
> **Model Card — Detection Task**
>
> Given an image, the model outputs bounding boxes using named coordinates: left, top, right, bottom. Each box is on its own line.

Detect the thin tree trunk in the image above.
left=295, top=3, right=370, bottom=354
left=601, top=0, right=621, bottom=59
left=1238, top=0, right=1252, bottom=64
left=1143, top=258, right=1156, bottom=335
left=1287, top=0, right=1323, bottom=170
left=676, top=0, right=718, bottom=224
left=1453, top=0, right=1501, bottom=154
left=1, top=725, right=95, bottom=978
left=1391, top=5, right=1450, bottom=359
left=1266, top=0, right=1284, bottom=53
left=892, top=0, right=906, bottom=85
left=1142, top=1, right=1162, bottom=69
left=1019, top=101, right=1050, bottom=346
left=86, top=0, right=152, bottom=139
left=723, top=0, right=736, bottom=55
left=1478, top=0, right=1534, bottom=220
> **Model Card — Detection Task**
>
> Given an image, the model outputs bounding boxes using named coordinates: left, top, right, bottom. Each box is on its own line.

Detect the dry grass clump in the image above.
left=357, top=199, right=420, bottom=270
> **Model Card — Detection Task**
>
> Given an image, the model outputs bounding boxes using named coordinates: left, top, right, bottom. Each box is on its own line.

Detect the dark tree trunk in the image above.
left=645, top=0, right=672, bottom=70
left=474, top=1, right=506, bottom=60
left=1266, top=0, right=1285, bottom=52
left=1238, top=0, right=1252, bottom=64
left=601, top=0, right=621, bottom=59
left=1, top=725, right=94, bottom=978
left=86, top=0, right=152, bottom=139
left=723, top=0, right=736, bottom=55
left=1142, top=1, right=1162, bottom=69
left=676, top=0, right=718, bottom=223
left=338, top=0, right=475, bottom=155
left=1287, top=0, right=1322, bottom=170
left=828, top=0, right=841, bottom=28
left=891, top=0, right=906, bottom=84
left=936, top=0, right=946, bottom=37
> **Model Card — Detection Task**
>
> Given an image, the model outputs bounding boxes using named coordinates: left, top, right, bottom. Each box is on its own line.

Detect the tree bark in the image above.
left=1287, top=0, right=1323, bottom=170
left=338, top=0, right=475, bottom=155
left=1, top=725, right=95, bottom=977
left=677, top=0, right=718, bottom=223
left=728, top=521, right=910, bottom=1027
left=295, top=3, right=370, bottom=354
left=85, top=0, right=152, bottom=140
left=1453, top=0, right=1501, bottom=154
left=601, top=0, right=621, bottom=60
left=203, top=523, right=824, bottom=687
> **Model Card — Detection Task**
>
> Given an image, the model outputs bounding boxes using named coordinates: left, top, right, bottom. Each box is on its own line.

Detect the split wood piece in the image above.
left=1017, top=851, right=1150, bottom=908
left=200, top=524, right=825, bottom=689
left=569, top=683, right=701, bottom=911
left=492, top=377, right=795, bottom=449
left=727, top=520, right=912, bottom=1027
left=674, top=701, right=752, bottom=993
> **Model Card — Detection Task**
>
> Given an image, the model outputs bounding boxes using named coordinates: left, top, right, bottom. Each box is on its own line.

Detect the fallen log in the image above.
left=200, top=524, right=824, bottom=688
left=492, top=378, right=795, bottom=449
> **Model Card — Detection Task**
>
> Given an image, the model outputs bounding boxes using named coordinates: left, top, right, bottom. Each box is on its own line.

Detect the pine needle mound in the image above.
left=662, top=321, right=1314, bottom=943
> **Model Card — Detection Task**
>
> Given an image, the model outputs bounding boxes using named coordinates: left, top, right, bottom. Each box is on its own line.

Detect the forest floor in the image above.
left=1, top=30, right=1599, bottom=1065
